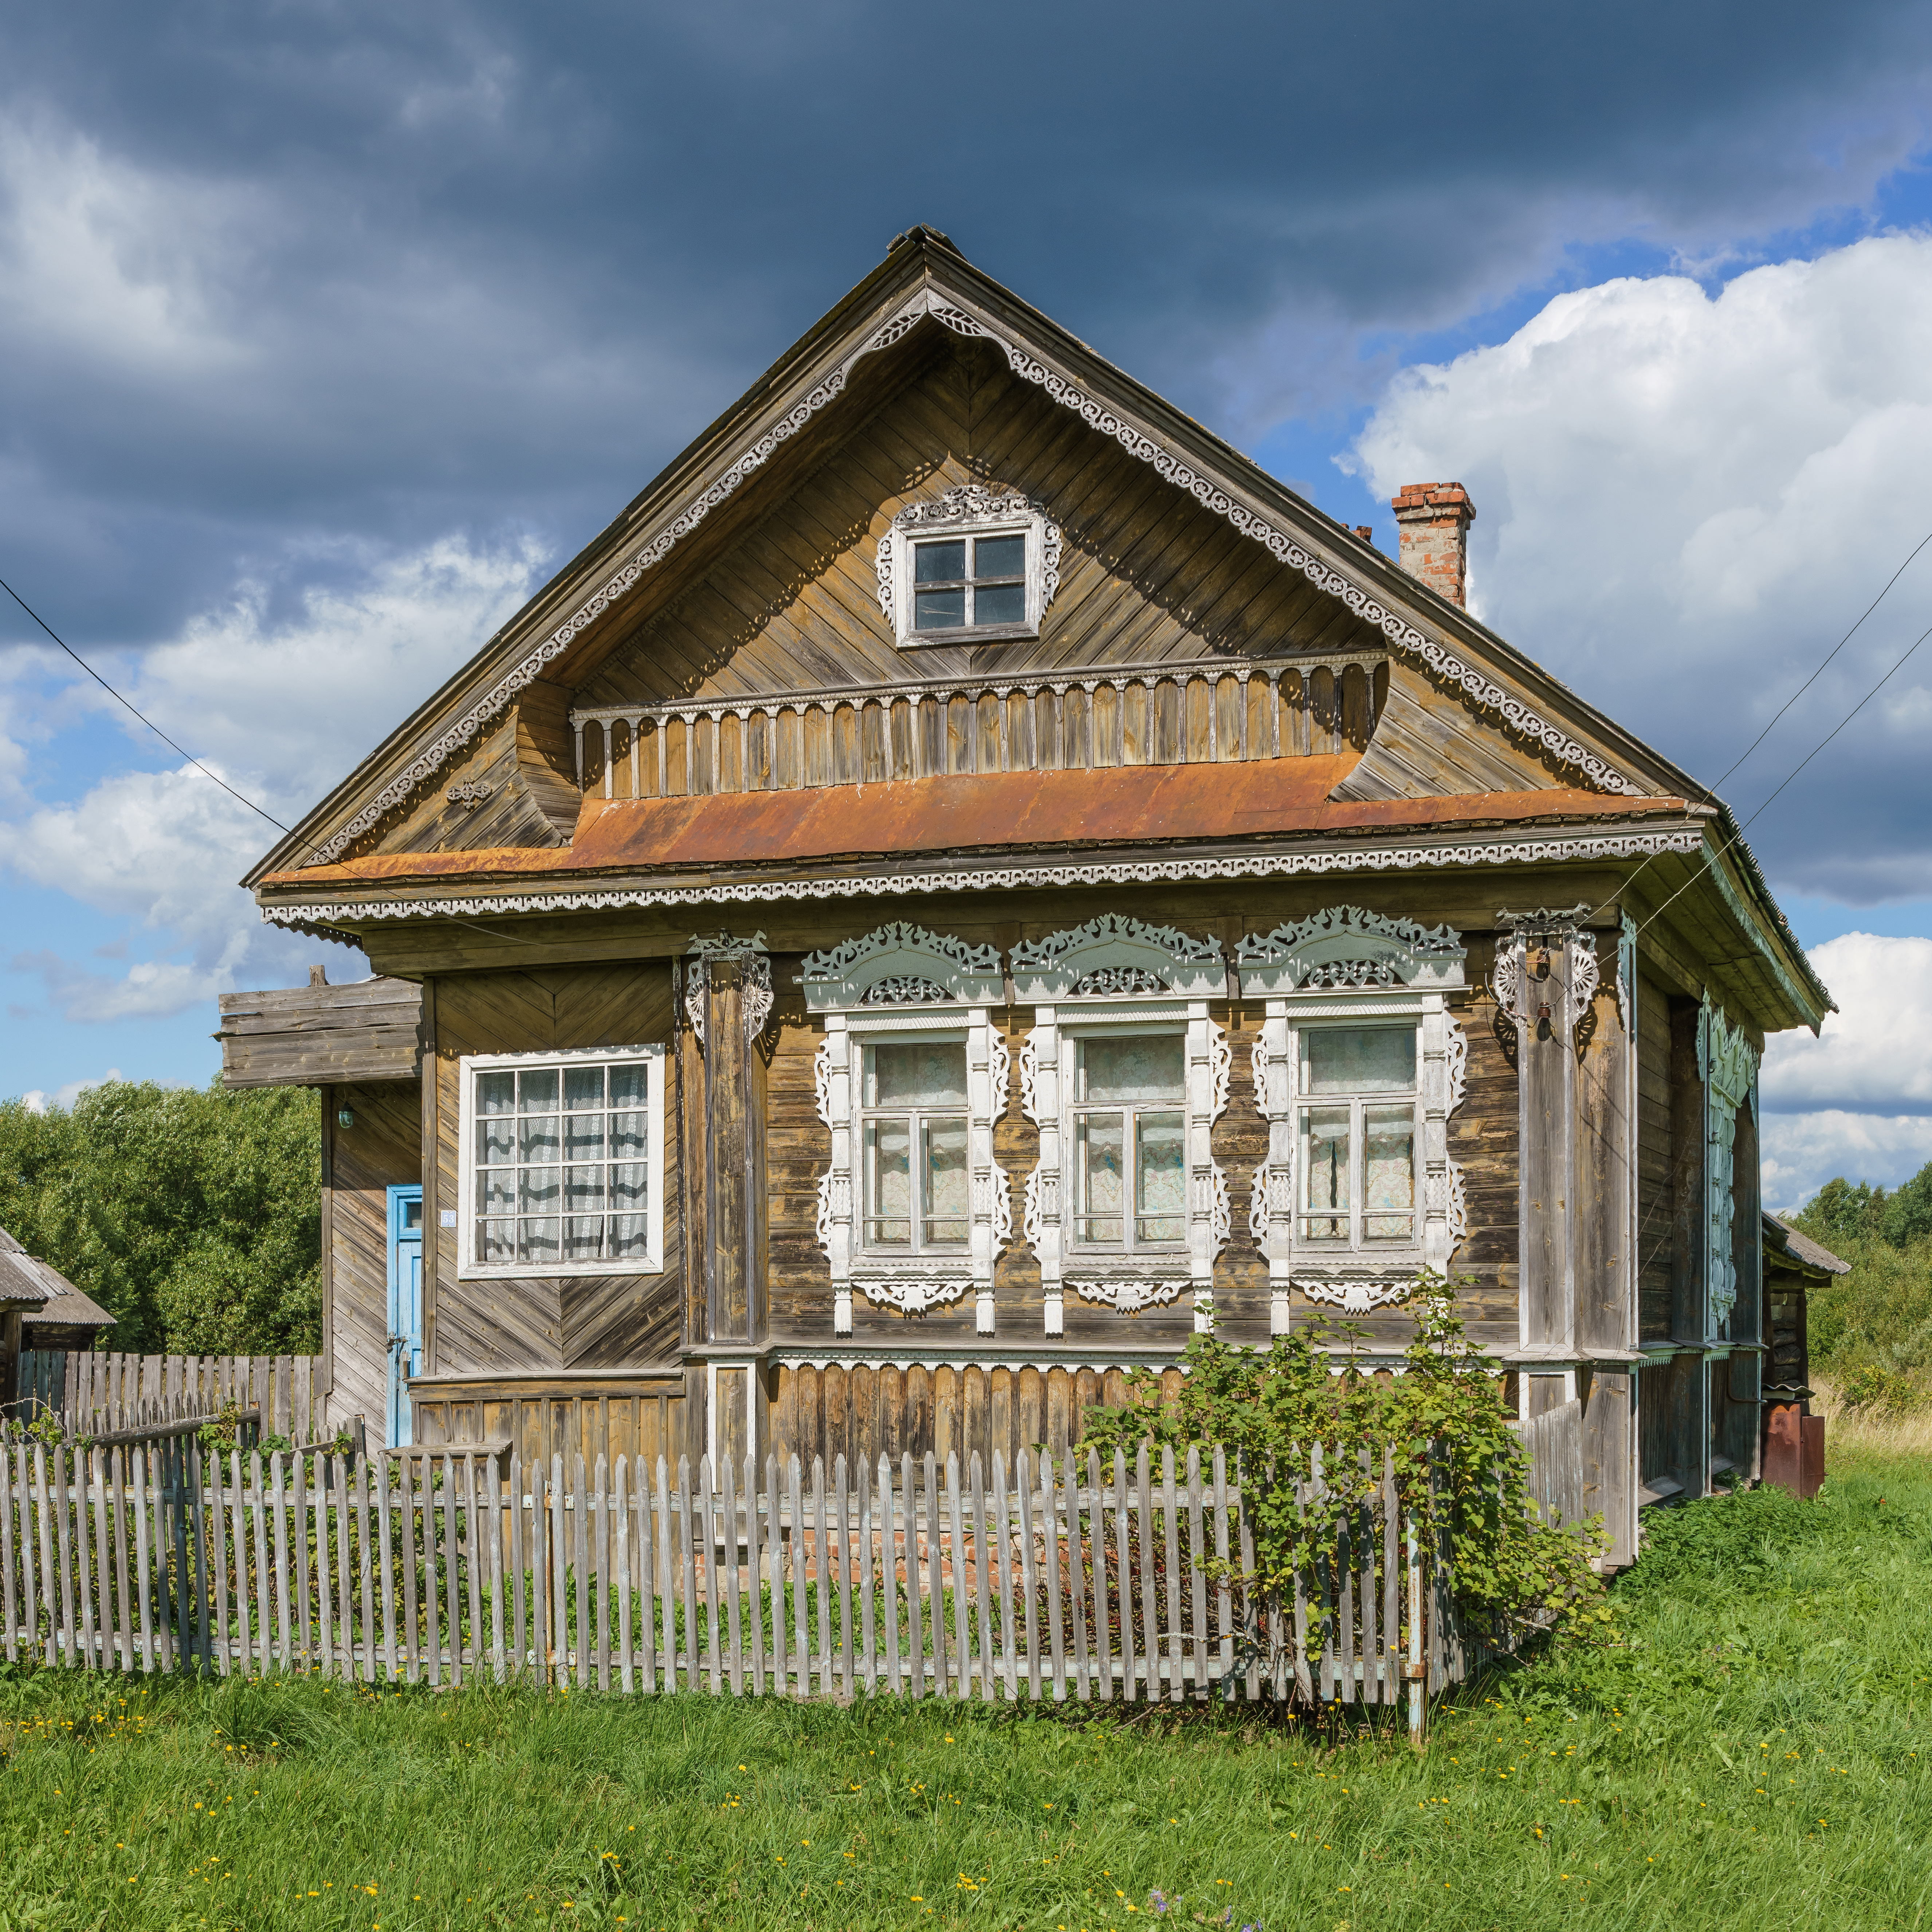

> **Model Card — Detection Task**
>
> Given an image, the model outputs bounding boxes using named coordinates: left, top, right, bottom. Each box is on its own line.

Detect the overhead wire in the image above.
left=1591, top=522, right=1932, bottom=927
left=0, top=568, right=539, bottom=950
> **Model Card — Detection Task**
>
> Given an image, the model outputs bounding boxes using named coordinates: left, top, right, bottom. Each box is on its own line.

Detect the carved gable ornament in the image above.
left=1009, top=915, right=1225, bottom=1003
left=800, top=922, right=1003, bottom=1011
left=1235, top=907, right=1466, bottom=994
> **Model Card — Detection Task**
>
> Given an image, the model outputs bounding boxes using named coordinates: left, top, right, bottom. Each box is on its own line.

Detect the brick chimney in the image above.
left=1391, top=483, right=1476, bottom=608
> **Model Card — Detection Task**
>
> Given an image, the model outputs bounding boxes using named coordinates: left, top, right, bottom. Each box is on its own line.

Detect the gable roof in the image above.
left=242, top=227, right=1830, bottom=1031
left=1763, top=1212, right=1852, bottom=1279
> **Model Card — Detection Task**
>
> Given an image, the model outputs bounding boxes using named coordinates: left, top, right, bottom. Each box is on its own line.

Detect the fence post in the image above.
left=1406, top=1513, right=1426, bottom=1751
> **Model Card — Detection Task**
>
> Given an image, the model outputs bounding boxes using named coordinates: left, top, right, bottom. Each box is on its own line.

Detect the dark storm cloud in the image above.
left=3, top=0, right=1929, bottom=652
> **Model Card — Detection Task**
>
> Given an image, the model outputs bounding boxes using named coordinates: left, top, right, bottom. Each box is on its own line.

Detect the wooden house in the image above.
left=220, top=227, right=1831, bottom=1566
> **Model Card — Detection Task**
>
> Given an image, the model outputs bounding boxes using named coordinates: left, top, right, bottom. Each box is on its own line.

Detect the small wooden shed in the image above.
left=1758, top=1211, right=1846, bottom=1497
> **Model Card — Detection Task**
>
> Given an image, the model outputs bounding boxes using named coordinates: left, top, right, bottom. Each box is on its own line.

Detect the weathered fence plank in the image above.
left=1, top=1439, right=1466, bottom=1708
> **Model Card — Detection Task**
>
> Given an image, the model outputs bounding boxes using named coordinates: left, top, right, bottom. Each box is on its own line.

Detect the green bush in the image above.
left=1078, top=1278, right=1610, bottom=1658
left=1793, top=1167, right=1932, bottom=1412
left=0, top=1079, right=321, bottom=1356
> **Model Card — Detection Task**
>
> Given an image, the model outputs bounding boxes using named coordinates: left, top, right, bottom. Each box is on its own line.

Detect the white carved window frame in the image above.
left=801, top=924, right=1010, bottom=1337
left=875, top=484, right=1062, bottom=650
left=1012, top=917, right=1230, bottom=1335
left=1698, top=996, right=1760, bottom=1339
left=454, top=1043, right=667, bottom=1281
left=1237, top=910, right=1469, bottom=1327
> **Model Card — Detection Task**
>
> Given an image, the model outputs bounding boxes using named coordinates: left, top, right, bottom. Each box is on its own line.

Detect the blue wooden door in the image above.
left=386, top=1185, right=424, bottom=1447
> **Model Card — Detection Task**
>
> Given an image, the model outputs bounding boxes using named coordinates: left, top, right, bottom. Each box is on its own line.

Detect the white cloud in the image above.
left=1347, top=233, right=1932, bottom=899
left=1760, top=1110, right=1932, bottom=1212
left=1762, top=932, right=1932, bottom=1112
left=0, top=533, right=547, bottom=1021
left=20, top=1069, right=125, bottom=1115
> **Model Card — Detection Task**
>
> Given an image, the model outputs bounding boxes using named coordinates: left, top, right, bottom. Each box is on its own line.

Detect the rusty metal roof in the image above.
left=269, top=763, right=1686, bottom=892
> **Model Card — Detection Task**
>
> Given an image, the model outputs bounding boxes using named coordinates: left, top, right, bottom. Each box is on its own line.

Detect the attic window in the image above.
left=877, top=484, right=1061, bottom=649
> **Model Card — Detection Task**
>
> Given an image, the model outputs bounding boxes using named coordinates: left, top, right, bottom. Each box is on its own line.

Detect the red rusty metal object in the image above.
left=268, top=762, right=1688, bottom=892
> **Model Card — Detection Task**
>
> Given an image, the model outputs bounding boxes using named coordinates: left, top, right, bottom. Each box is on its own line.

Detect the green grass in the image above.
left=5, top=1452, right=1930, bottom=1932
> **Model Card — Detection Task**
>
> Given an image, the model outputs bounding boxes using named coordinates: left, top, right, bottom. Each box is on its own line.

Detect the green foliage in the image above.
left=1795, top=1175, right=1888, bottom=1246
left=0, top=1078, right=321, bottom=1356
left=1077, top=1277, right=1609, bottom=1656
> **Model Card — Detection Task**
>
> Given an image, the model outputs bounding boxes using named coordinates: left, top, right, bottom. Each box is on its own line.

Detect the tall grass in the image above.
left=3, top=1450, right=1929, bottom=1930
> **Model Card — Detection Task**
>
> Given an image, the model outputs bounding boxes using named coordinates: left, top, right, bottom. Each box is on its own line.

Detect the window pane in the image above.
left=478, top=1070, right=515, bottom=1117
left=518, top=1218, right=560, bottom=1267
left=1363, top=1104, right=1416, bottom=1242
left=1302, top=1027, right=1415, bottom=1095
left=973, top=581, right=1025, bottom=627
left=1298, top=1105, right=1351, bottom=1240
left=565, top=1108, right=605, bottom=1162
left=1074, top=1111, right=1125, bottom=1244
left=1135, top=1110, right=1186, bottom=1243
left=519, top=1166, right=560, bottom=1214
left=565, top=1165, right=605, bottom=1214
left=610, top=1110, right=647, bottom=1159
left=480, top=1218, right=514, bottom=1264
left=519, top=1113, right=559, bottom=1164
left=1077, top=1034, right=1184, bottom=1104
left=564, top=1065, right=604, bottom=1111
left=914, top=539, right=965, bottom=583
left=868, top=1041, right=968, bottom=1108
left=481, top=1169, right=516, bottom=1215
left=609, top=1063, right=648, bottom=1111
left=518, top=1068, right=559, bottom=1113
left=923, top=1117, right=969, bottom=1245
left=609, top=1213, right=651, bottom=1261
left=915, top=587, right=965, bottom=629
left=973, top=533, right=1026, bottom=580
left=401, top=1198, right=423, bottom=1230
left=564, top=1216, right=604, bottom=1263
left=610, top=1162, right=649, bottom=1211
left=477, top=1111, right=516, bottom=1166
left=865, top=1117, right=912, bottom=1246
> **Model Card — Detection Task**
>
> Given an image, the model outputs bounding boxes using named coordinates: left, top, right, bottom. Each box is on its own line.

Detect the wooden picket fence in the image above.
left=0, top=1438, right=1463, bottom=1716
left=15, top=1349, right=327, bottom=1446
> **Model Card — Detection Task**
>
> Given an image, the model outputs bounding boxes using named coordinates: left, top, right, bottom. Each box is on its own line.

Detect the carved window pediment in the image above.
left=1236, top=907, right=1466, bottom=996
left=1010, top=914, right=1225, bottom=1004
left=806, top=924, right=1010, bottom=1336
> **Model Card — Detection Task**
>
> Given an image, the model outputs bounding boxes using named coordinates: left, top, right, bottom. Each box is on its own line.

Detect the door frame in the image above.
left=386, top=1183, right=424, bottom=1448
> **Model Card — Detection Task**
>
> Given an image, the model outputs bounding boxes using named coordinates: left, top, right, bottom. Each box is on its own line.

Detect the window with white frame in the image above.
left=1012, top=915, right=1231, bottom=1333
left=875, top=484, right=1061, bottom=649
left=459, top=1046, right=665, bottom=1277
left=1067, top=1033, right=1187, bottom=1252
left=1237, top=908, right=1468, bottom=1325
left=1293, top=1024, right=1420, bottom=1251
left=801, top=923, right=1011, bottom=1335
left=859, top=1039, right=971, bottom=1252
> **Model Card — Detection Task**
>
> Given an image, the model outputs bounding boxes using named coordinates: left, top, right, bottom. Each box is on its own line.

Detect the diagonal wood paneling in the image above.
left=428, top=963, right=684, bottom=1376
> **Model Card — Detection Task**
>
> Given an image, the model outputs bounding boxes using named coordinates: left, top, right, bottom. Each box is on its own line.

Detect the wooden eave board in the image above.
left=246, top=235, right=1682, bottom=894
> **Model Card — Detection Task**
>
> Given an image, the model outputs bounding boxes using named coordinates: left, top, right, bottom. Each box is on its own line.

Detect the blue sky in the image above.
left=5, top=0, right=1932, bottom=1199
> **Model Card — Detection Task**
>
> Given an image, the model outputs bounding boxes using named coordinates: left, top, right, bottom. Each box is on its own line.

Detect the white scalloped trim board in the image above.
left=306, top=289, right=1639, bottom=866
left=263, top=827, right=1704, bottom=932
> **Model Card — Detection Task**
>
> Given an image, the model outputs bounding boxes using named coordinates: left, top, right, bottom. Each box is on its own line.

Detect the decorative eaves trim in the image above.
left=306, top=289, right=1640, bottom=867
left=261, top=825, right=1704, bottom=932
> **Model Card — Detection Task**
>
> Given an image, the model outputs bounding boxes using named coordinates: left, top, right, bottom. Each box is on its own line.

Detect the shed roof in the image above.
left=1763, top=1212, right=1852, bottom=1279
left=0, top=1226, right=67, bottom=1309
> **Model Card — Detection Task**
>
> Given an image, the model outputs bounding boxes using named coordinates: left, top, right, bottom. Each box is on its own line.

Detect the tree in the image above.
left=1881, top=1161, right=1932, bottom=1249
left=0, top=1080, right=321, bottom=1355
left=1794, top=1176, right=1888, bottom=1247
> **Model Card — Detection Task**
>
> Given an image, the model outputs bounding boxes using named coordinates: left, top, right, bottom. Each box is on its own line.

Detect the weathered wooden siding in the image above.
left=1635, top=969, right=1674, bottom=1343
left=1448, top=976, right=1520, bottom=1341
left=427, top=965, right=682, bottom=1377
left=774, top=1362, right=1185, bottom=1470
left=218, top=978, right=421, bottom=1087
left=554, top=336, right=1564, bottom=803
left=325, top=1079, right=421, bottom=1437
left=406, top=1371, right=686, bottom=1472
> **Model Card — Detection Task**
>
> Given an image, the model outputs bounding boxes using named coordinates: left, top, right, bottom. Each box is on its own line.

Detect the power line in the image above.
left=2, top=568, right=541, bottom=951
left=1635, top=611, right=1932, bottom=946
left=1, top=570, right=295, bottom=836
left=1594, top=522, right=1932, bottom=925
